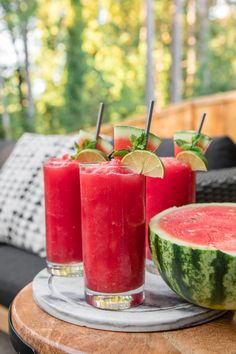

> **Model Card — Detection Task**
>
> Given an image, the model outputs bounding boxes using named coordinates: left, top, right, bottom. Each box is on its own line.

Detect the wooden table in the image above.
left=11, top=284, right=236, bottom=354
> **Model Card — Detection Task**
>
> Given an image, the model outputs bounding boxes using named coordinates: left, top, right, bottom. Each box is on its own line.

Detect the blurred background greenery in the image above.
left=0, top=0, right=236, bottom=139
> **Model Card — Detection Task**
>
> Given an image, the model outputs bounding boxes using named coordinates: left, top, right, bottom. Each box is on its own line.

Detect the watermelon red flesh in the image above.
left=158, top=205, right=236, bottom=252
left=149, top=203, right=236, bottom=310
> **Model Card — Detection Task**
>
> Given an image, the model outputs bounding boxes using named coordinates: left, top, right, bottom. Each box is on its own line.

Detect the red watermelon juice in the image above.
left=146, top=157, right=195, bottom=258
left=43, top=157, right=83, bottom=276
left=80, top=160, right=146, bottom=310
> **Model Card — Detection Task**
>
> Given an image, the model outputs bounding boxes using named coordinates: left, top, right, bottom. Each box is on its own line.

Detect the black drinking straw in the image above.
left=144, top=99, right=155, bottom=149
left=197, top=112, right=207, bottom=136
left=95, top=102, right=105, bottom=141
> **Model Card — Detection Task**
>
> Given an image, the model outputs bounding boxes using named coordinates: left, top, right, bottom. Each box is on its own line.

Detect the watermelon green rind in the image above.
left=149, top=203, right=236, bottom=310
left=174, top=130, right=213, bottom=151
left=78, top=130, right=113, bottom=156
left=114, top=125, right=162, bottom=151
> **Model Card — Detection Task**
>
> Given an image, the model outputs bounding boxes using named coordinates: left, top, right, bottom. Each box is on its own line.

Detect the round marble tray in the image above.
left=32, top=269, right=226, bottom=332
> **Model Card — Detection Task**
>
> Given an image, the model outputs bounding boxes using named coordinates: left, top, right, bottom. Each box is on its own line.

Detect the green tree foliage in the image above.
left=1, top=0, right=37, bottom=134
left=34, top=0, right=69, bottom=134
left=0, top=0, right=236, bottom=139
left=155, top=0, right=172, bottom=106
left=77, top=0, right=145, bottom=128
left=195, top=8, right=236, bottom=95
left=64, top=0, right=87, bottom=131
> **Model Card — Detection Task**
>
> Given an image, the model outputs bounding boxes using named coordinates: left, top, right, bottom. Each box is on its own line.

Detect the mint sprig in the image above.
left=113, top=131, right=148, bottom=157
left=112, top=149, right=130, bottom=158
left=175, top=139, right=192, bottom=150
left=175, top=139, right=203, bottom=154
left=191, top=134, right=202, bottom=146
left=71, top=139, right=97, bottom=159
left=81, top=139, right=97, bottom=149
left=130, top=132, right=147, bottom=150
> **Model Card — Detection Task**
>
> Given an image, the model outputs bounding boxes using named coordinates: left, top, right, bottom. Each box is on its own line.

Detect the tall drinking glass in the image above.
left=43, top=157, right=83, bottom=276
left=146, top=157, right=196, bottom=258
left=80, top=161, right=146, bottom=310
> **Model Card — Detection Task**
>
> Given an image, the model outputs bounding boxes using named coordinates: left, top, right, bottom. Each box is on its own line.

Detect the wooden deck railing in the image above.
left=100, top=91, right=236, bottom=141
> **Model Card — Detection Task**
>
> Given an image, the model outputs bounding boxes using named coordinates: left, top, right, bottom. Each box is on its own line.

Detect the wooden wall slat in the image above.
left=100, top=91, right=236, bottom=140
left=192, top=101, right=225, bottom=137
left=220, top=100, right=236, bottom=141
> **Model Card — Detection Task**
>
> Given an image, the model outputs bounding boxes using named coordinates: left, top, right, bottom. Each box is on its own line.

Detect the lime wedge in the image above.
left=176, top=151, right=207, bottom=171
left=75, top=149, right=108, bottom=162
left=121, top=150, right=164, bottom=178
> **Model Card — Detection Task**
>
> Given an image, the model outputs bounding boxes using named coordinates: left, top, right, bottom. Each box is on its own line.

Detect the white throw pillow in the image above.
left=0, top=133, right=78, bottom=257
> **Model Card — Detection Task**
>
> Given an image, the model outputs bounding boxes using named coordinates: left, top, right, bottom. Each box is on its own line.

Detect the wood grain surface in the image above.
left=12, top=284, right=236, bottom=354
left=99, top=91, right=236, bottom=142
left=0, top=305, right=9, bottom=333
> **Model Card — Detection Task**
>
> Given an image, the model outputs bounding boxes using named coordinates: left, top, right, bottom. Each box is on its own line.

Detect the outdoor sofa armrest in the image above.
left=196, top=167, right=236, bottom=203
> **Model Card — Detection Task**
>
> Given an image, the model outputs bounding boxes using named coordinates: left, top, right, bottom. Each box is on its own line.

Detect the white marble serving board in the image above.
left=32, top=269, right=226, bottom=332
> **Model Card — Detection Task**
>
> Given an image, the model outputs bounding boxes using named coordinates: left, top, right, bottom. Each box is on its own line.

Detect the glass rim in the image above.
left=43, top=157, right=79, bottom=167
left=79, top=162, right=128, bottom=168
left=79, top=162, right=143, bottom=175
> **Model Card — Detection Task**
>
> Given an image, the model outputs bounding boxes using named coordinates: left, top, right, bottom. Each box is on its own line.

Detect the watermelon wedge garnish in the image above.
left=114, top=126, right=161, bottom=152
left=174, top=130, right=212, bottom=171
left=149, top=203, right=236, bottom=310
left=77, top=130, right=113, bottom=156
left=174, top=130, right=212, bottom=152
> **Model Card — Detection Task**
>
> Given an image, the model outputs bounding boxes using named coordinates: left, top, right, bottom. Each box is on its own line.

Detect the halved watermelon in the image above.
left=174, top=130, right=212, bottom=152
left=149, top=203, right=236, bottom=310
left=78, top=130, right=113, bottom=156
left=114, top=126, right=161, bottom=152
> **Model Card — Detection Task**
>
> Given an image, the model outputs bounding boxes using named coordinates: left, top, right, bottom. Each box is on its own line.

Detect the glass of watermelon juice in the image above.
left=146, top=157, right=196, bottom=258
left=43, top=157, right=83, bottom=276
left=80, top=160, right=146, bottom=310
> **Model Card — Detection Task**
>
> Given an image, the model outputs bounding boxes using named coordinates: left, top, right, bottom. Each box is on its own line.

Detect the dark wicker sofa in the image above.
left=197, top=167, right=236, bottom=203
left=0, top=135, right=236, bottom=332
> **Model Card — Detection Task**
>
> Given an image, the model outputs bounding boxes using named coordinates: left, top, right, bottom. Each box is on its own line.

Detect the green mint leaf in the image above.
left=130, top=134, right=137, bottom=146
left=72, top=139, right=97, bottom=159
left=73, top=139, right=96, bottom=154
left=74, top=141, right=80, bottom=150
left=175, top=139, right=189, bottom=148
left=130, top=132, right=146, bottom=150
left=175, top=139, right=203, bottom=154
left=73, top=141, right=82, bottom=156
left=112, top=149, right=130, bottom=157
left=175, top=140, right=193, bottom=151
left=188, top=146, right=203, bottom=154
left=181, top=143, right=193, bottom=150
left=70, top=154, right=76, bottom=160
left=191, top=134, right=201, bottom=146
left=82, top=139, right=96, bottom=149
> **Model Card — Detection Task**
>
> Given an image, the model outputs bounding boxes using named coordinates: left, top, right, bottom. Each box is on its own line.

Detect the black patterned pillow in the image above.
left=0, top=133, right=78, bottom=257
